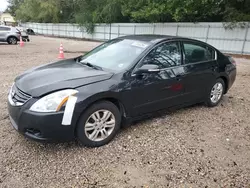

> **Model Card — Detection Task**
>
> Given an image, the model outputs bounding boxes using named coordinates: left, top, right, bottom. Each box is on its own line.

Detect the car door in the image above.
left=0, top=27, right=5, bottom=41
left=181, top=41, right=218, bottom=102
left=122, top=41, right=188, bottom=117
left=0, top=26, right=9, bottom=41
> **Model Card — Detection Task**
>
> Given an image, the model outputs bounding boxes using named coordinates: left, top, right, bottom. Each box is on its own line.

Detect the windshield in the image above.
left=80, top=39, right=150, bottom=71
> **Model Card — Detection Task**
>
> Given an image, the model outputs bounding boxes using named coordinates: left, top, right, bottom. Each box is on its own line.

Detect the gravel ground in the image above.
left=0, top=36, right=250, bottom=188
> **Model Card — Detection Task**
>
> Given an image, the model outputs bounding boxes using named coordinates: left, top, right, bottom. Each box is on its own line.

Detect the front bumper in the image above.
left=7, top=99, right=76, bottom=142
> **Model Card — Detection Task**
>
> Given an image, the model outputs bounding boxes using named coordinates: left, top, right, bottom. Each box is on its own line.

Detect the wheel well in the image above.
left=219, top=76, right=228, bottom=94
left=99, top=98, right=126, bottom=117
left=78, top=98, right=126, bottom=121
left=7, top=36, right=18, bottom=41
left=74, top=98, right=126, bottom=136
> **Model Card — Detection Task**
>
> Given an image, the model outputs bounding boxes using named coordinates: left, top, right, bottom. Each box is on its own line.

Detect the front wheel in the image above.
left=76, top=101, right=121, bottom=147
left=206, top=78, right=225, bottom=107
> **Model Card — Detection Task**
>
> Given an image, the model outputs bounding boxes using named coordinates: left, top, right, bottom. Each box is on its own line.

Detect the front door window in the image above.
left=139, top=42, right=182, bottom=69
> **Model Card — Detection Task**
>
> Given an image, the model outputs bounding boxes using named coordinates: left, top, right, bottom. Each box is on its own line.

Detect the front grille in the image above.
left=11, top=85, right=31, bottom=106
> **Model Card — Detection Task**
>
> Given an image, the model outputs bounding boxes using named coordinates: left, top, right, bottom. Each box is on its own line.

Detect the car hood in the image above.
left=15, top=58, right=113, bottom=97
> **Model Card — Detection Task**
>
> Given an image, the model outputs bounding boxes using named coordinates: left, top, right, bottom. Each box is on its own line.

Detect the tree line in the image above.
left=6, top=0, right=250, bottom=32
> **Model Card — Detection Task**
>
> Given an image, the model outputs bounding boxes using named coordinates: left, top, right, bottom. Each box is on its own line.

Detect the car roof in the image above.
left=117, top=34, right=218, bottom=50
left=118, top=35, right=183, bottom=43
left=118, top=34, right=205, bottom=44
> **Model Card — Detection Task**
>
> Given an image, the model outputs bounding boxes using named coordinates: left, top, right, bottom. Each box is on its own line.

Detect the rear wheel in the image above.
left=76, top=101, right=121, bottom=147
left=7, top=37, right=18, bottom=45
left=206, top=78, right=225, bottom=107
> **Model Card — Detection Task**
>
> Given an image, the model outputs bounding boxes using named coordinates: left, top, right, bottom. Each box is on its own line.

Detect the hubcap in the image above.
left=10, top=38, right=16, bottom=44
left=210, top=82, right=223, bottom=103
left=84, top=110, right=115, bottom=142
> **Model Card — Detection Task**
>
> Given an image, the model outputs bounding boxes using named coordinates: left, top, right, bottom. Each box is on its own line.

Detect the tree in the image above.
left=121, top=0, right=171, bottom=22
left=223, top=0, right=250, bottom=28
left=7, top=0, right=24, bottom=16
left=6, top=0, right=250, bottom=32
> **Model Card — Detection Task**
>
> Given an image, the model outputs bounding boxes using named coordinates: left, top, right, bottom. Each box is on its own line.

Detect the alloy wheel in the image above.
left=84, top=110, right=116, bottom=142
left=9, top=37, right=17, bottom=44
left=210, top=82, right=223, bottom=103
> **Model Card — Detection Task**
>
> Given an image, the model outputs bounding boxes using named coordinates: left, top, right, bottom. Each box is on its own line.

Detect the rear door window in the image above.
left=183, top=42, right=215, bottom=64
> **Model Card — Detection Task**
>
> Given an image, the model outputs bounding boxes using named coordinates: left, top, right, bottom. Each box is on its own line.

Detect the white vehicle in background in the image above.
left=0, top=25, right=21, bottom=44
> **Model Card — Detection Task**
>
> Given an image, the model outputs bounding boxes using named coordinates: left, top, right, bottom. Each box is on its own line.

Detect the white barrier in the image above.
left=22, top=22, right=250, bottom=54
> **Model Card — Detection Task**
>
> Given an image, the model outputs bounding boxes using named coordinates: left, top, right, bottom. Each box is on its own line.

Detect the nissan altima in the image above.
left=7, top=35, right=236, bottom=147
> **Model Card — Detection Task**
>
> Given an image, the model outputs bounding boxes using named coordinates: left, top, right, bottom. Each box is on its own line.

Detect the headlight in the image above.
left=30, top=89, right=78, bottom=112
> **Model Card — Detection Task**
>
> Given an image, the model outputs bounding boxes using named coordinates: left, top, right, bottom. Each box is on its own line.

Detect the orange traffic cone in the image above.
left=19, top=36, right=24, bottom=47
left=58, top=43, right=65, bottom=59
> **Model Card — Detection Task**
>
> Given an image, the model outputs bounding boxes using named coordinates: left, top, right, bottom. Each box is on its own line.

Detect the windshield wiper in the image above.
left=78, top=61, right=103, bottom=70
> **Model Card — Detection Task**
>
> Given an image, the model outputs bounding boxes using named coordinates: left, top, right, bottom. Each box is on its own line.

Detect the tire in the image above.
left=206, top=78, right=225, bottom=107
left=7, top=37, right=18, bottom=45
left=76, top=101, right=121, bottom=147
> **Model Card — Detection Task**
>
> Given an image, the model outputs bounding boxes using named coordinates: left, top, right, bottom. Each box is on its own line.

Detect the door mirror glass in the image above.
left=134, top=64, right=160, bottom=75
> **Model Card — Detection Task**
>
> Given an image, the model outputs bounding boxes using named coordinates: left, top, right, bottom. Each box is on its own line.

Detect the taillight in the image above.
left=228, top=56, right=236, bottom=66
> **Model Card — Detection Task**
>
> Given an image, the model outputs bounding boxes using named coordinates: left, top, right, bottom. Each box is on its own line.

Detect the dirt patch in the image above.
left=0, top=36, right=249, bottom=188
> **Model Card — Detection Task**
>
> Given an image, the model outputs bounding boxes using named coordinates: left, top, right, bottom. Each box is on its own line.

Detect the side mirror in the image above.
left=133, top=64, right=160, bottom=75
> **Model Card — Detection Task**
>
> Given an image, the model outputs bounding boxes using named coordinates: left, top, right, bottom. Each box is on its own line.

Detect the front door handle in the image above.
left=176, top=74, right=182, bottom=81
left=212, top=66, right=217, bottom=72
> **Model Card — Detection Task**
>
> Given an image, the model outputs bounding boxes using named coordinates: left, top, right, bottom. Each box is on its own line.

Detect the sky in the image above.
left=0, top=0, right=8, bottom=12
